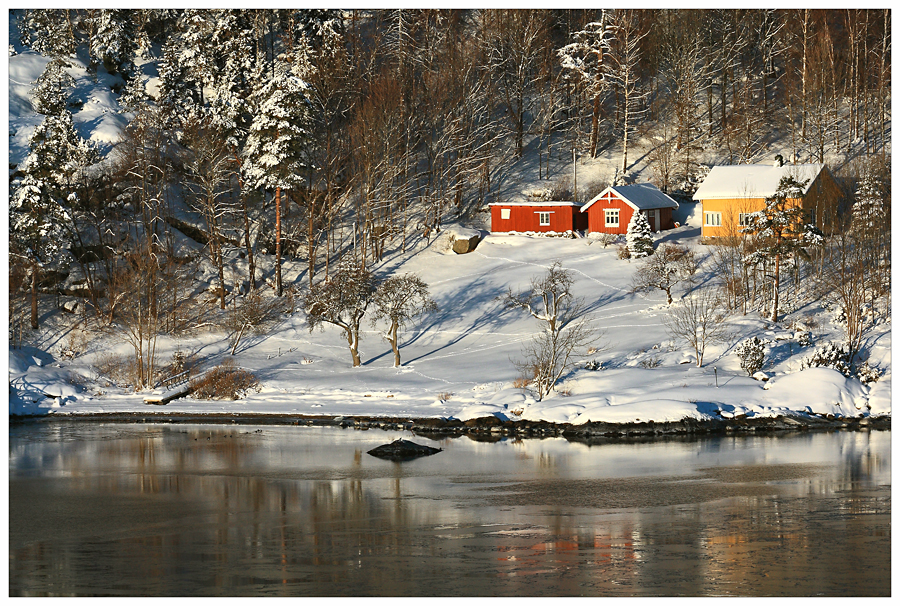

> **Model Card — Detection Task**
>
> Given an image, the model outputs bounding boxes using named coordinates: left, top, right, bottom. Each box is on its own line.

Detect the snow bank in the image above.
left=762, top=368, right=870, bottom=417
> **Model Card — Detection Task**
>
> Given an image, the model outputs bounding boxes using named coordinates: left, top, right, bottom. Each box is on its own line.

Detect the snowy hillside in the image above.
left=9, top=228, right=891, bottom=423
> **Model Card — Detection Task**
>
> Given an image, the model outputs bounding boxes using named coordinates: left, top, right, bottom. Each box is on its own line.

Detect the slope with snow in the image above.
left=8, top=227, right=891, bottom=424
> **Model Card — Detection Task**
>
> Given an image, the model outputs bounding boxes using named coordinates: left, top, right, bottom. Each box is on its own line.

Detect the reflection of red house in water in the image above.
left=489, top=201, right=588, bottom=233
left=581, top=183, right=679, bottom=234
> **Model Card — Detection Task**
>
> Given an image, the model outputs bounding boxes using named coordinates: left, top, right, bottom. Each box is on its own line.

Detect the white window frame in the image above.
left=537, top=211, right=551, bottom=226
left=704, top=211, right=722, bottom=227
left=500, top=208, right=511, bottom=220
left=604, top=209, right=619, bottom=227
left=738, top=213, right=751, bottom=227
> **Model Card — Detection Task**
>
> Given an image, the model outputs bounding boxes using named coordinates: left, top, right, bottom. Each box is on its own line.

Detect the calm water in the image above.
left=8, top=422, right=891, bottom=596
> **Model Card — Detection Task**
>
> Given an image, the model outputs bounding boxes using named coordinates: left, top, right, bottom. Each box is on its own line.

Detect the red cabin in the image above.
left=581, top=184, right=679, bottom=234
left=490, top=201, right=587, bottom=233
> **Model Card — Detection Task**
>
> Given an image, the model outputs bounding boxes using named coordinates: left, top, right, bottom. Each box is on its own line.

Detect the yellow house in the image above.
left=692, top=162, right=842, bottom=239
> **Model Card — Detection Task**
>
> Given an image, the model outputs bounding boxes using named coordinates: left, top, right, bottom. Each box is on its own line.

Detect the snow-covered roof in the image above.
left=692, top=163, right=826, bottom=201
left=581, top=183, right=679, bottom=212
left=489, top=201, right=582, bottom=207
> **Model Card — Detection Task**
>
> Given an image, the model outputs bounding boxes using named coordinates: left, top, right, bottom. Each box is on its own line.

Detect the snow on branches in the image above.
left=626, top=210, right=654, bottom=258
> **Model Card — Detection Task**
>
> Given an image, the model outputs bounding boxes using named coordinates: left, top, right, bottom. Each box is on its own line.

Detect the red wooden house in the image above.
left=489, top=201, right=587, bottom=233
left=580, top=184, right=679, bottom=235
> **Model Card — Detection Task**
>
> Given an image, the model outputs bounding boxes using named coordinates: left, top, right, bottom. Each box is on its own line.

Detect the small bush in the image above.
left=512, top=376, right=531, bottom=389
left=589, top=233, right=619, bottom=248
left=160, top=349, right=200, bottom=386
left=190, top=359, right=259, bottom=400
left=584, top=359, right=603, bottom=371
left=639, top=357, right=661, bottom=369
left=795, top=331, right=812, bottom=347
left=856, top=362, right=881, bottom=385
left=800, top=342, right=851, bottom=377
left=92, top=352, right=140, bottom=388
left=617, top=245, right=631, bottom=260
left=734, top=337, right=765, bottom=376
left=437, top=391, right=454, bottom=401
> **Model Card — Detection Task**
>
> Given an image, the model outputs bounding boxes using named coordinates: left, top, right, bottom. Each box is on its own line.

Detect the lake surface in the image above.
left=8, top=421, right=891, bottom=596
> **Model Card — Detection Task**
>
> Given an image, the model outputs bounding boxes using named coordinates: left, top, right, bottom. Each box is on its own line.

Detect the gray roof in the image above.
left=582, top=183, right=679, bottom=212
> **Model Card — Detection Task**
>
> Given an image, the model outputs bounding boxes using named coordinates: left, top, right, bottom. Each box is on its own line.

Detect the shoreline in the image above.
left=9, top=411, right=891, bottom=440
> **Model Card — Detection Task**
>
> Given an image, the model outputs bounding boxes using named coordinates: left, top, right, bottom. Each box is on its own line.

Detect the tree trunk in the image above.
left=275, top=186, right=283, bottom=297
left=590, top=92, right=600, bottom=157
left=772, top=251, right=781, bottom=322
left=30, top=268, right=39, bottom=329
left=348, top=327, right=361, bottom=367
left=242, top=196, right=256, bottom=290
left=390, top=321, right=401, bottom=367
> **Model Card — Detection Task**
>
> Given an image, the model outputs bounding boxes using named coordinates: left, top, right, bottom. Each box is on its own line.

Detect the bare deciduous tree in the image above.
left=371, top=273, right=438, bottom=367
left=663, top=286, right=729, bottom=367
left=304, top=262, right=376, bottom=367
left=505, top=261, right=602, bottom=400
left=632, top=243, right=698, bottom=305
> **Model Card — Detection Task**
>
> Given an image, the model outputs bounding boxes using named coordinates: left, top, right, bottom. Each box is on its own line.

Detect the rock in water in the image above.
left=367, top=439, right=442, bottom=461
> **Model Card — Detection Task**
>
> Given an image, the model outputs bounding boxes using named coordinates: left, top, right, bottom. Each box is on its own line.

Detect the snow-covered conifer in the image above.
left=10, top=174, right=72, bottom=329
left=118, top=74, right=151, bottom=114
left=243, top=54, right=312, bottom=296
left=90, top=9, right=136, bottom=75
left=558, top=12, right=614, bottom=157
left=22, top=9, right=75, bottom=58
left=21, top=112, right=96, bottom=188
left=30, top=58, right=75, bottom=115
left=734, top=336, right=765, bottom=376
left=157, top=38, right=201, bottom=127
left=626, top=211, right=654, bottom=258
left=740, top=175, right=824, bottom=322
left=851, top=169, right=885, bottom=237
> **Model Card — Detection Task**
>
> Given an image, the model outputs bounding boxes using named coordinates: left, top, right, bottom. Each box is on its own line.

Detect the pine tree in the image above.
left=90, top=9, right=137, bottom=76
left=22, top=9, right=75, bottom=58
left=9, top=174, right=72, bottom=329
left=156, top=38, right=201, bottom=128
left=242, top=55, right=312, bottom=296
left=851, top=169, right=885, bottom=237
left=741, top=175, right=824, bottom=322
left=30, top=58, right=75, bottom=115
left=21, top=112, right=95, bottom=189
left=118, top=73, right=151, bottom=114
left=558, top=12, right=615, bottom=158
left=626, top=211, right=654, bottom=258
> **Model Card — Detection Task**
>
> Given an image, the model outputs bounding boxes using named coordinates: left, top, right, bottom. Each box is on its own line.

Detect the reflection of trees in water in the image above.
left=9, top=426, right=891, bottom=596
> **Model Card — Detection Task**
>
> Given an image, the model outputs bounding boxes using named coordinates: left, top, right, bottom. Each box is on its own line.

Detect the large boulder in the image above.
left=451, top=230, right=481, bottom=254
left=367, top=439, right=442, bottom=461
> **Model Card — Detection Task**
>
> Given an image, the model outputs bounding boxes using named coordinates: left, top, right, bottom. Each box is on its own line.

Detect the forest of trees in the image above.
left=8, top=9, right=892, bottom=386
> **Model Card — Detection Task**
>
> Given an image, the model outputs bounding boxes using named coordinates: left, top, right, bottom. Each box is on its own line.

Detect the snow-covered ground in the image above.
left=8, top=229, right=891, bottom=423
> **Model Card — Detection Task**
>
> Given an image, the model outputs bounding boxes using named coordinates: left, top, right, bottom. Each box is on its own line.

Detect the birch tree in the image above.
left=606, top=9, right=647, bottom=174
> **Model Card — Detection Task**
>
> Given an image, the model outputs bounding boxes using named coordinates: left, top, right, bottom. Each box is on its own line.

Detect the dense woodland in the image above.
left=8, top=9, right=892, bottom=388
